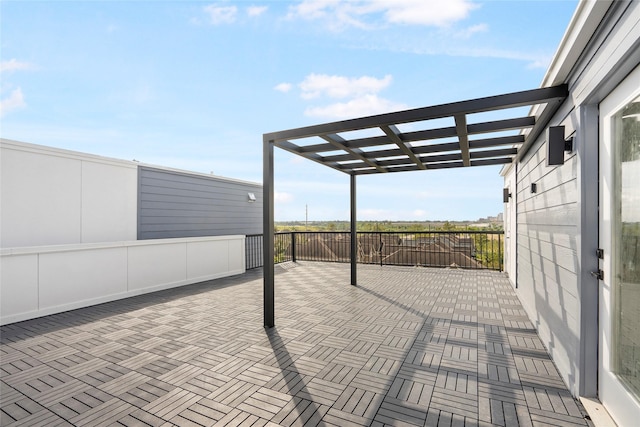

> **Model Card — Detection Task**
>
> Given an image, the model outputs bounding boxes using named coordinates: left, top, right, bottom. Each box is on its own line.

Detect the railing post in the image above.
left=291, top=232, right=296, bottom=263
left=499, top=232, right=503, bottom=271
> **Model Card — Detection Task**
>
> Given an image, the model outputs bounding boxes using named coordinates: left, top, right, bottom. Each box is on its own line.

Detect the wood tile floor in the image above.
left=1, top=262, right=591, bottom=426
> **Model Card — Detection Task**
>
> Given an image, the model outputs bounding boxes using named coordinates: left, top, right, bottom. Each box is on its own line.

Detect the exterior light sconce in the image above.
left=531, top=183, right=537, bottom=193
left=546, top=126, right=574, bottom=166
left=247, top=192, right=256, bottom=202
left=503, top=188, right=512, bottom=203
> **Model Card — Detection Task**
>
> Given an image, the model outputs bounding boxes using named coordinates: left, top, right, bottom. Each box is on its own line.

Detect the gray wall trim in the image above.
left=576, top=104, right=600, bottom=397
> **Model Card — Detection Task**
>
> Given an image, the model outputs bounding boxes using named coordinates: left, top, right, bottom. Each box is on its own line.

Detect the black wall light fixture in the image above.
left=531, top=183, right=537, bottom=193
left=503, top=188, right=512, bottom=203
left=547, top=125, right=574, bottom=166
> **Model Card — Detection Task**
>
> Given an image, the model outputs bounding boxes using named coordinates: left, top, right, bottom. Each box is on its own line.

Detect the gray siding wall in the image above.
left=138, top=166, right=263, bottom=240
left=516, top=132, right=581, bottom=393
left=514, top=1, right=639, bottom=396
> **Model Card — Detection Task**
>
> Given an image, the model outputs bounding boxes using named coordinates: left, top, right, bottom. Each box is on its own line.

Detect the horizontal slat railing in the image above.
left=246, top=231, right=503, bottom=271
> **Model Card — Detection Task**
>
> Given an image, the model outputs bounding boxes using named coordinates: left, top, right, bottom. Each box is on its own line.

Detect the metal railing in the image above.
left=246, top=233, right=293, bottom=270
left=246, top=231, right=503, bottom=271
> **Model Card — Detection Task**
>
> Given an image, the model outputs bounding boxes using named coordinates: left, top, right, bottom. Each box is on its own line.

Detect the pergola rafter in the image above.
left=263, top=84, right=568, bottom=327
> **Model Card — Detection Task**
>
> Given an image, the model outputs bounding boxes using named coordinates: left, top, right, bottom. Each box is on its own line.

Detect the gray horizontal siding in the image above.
left=516, top=121, right=580, bottom=392
left=513, top=2, right=640, bottom=398
left=138, top=166, right=262, bottom=240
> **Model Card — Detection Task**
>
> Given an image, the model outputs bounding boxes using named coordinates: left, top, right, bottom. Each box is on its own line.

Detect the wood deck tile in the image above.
left=0, top=262, right=589, bottom=427
left=112, top=409, right=167, bottom=427
left=323, top=407, right=374, bottom=426
left=79, top=363, right=130, bottom=388
left=70, top=398, right=135, bottom=426
left=3, top=409, right=74, bottom=427
left=374, top=398, right=428, bottom=426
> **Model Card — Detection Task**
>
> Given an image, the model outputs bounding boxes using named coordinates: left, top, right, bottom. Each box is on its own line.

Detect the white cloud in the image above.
left=383, top=40, right=552, bottom=69
left=203, top=4, right=238, bottom=25
left=287, top=0, right=478, bottom=30
left=292, top=73, right=405, bottom=119
left=454, top=23, right=488, bottom=39
left=288, top=0, right=340, bottom=20
left=275, top=191, right=294, bottom=203
left=0, top=87, right=26, bottom=117
left=274, top=82, right=293, bottom=93
left=0, top=59, right=34, bottom=73
left=378, top=0, right=478, bottom=27
left=247, top=5, right=267, bottom=17
left=299, top=73, right=392, bottom=99
left=305, top=94, right=407, bottom=119
left=412, top=209, right=428, bottom=218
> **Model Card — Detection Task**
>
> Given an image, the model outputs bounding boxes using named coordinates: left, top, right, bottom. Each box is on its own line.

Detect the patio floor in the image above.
left=1, top=262, right=591, bottom=427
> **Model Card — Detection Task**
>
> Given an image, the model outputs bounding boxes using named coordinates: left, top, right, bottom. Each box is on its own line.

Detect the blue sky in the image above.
left=1, top=0, right=577, bottom=221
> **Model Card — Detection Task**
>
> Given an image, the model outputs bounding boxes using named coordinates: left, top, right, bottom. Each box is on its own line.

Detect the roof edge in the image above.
left=541, top=0, right=612, bottom=87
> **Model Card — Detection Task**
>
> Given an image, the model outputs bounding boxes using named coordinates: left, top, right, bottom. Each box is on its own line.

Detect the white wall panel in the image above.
left=228, top=238, right=244, bottom=272
left=187, top=240, right=228, bottom=280
left=39, top=247, right=128, bottom=310
left=0, top=235, right=245, bottom=325
left=0, top=139, right=138, bottom=248
left=82, top=160, right=137, bottom=243
left=1, top=146, right=81, bottom=247
left=128, top=243, right=186, bottom=291
left=0, top=254, right=38, bottom=318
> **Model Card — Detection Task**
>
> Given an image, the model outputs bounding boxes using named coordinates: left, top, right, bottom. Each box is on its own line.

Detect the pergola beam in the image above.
left=320, top=134, right=387, bottom=173
left=381, top=125, right=426, bottom=170
left=295, top=115, right=536, bottom=155
left=275, top=139, right=346, bottom=174
left=454, top=114, right=471, bottom=167
left=263, top=85, right=566, bottom=143
left=338, top=148, right=518, bottom=171
left=353, top=156, right=513, bottom=175
left=323, top=134, right=525, bottom=163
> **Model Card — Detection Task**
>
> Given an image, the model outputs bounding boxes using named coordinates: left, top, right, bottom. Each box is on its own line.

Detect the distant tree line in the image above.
left=275, top=220, right=503, bottom=233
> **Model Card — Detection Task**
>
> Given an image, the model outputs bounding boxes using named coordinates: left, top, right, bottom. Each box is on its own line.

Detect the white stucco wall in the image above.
left=0, top=139, right=138, bottom=248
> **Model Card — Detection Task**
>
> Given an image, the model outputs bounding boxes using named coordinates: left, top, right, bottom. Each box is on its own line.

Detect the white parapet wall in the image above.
left=0, top=235, right=246, bottom=325
left=0, top=139, right=138, bottom=248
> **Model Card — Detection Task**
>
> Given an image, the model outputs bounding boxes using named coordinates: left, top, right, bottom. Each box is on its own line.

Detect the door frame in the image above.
left=598, top=64, right=640, bottom=427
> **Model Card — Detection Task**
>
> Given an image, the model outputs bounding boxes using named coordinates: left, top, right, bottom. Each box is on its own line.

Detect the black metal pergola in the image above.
left=262, top=84, right=568, bottom=327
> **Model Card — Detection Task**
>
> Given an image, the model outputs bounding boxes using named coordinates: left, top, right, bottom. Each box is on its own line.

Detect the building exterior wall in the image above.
left=516, top=126, right=581, bottom=394
left=511, top=0, right=640, bottom=397
left=1, top=140, right=262, bottom=325
left=0, top=139, right=138, bottom=248
left=138, top=166, right=263, bottom=240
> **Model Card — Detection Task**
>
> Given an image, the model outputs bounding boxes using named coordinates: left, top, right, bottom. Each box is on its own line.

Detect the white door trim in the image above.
left=598, top=63, right=640, bottom=427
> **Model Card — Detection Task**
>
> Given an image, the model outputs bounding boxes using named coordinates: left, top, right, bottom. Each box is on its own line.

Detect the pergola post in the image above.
left=263, top=137, right=275, bottom=328
left=350, top=173, right=357, bottom=286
